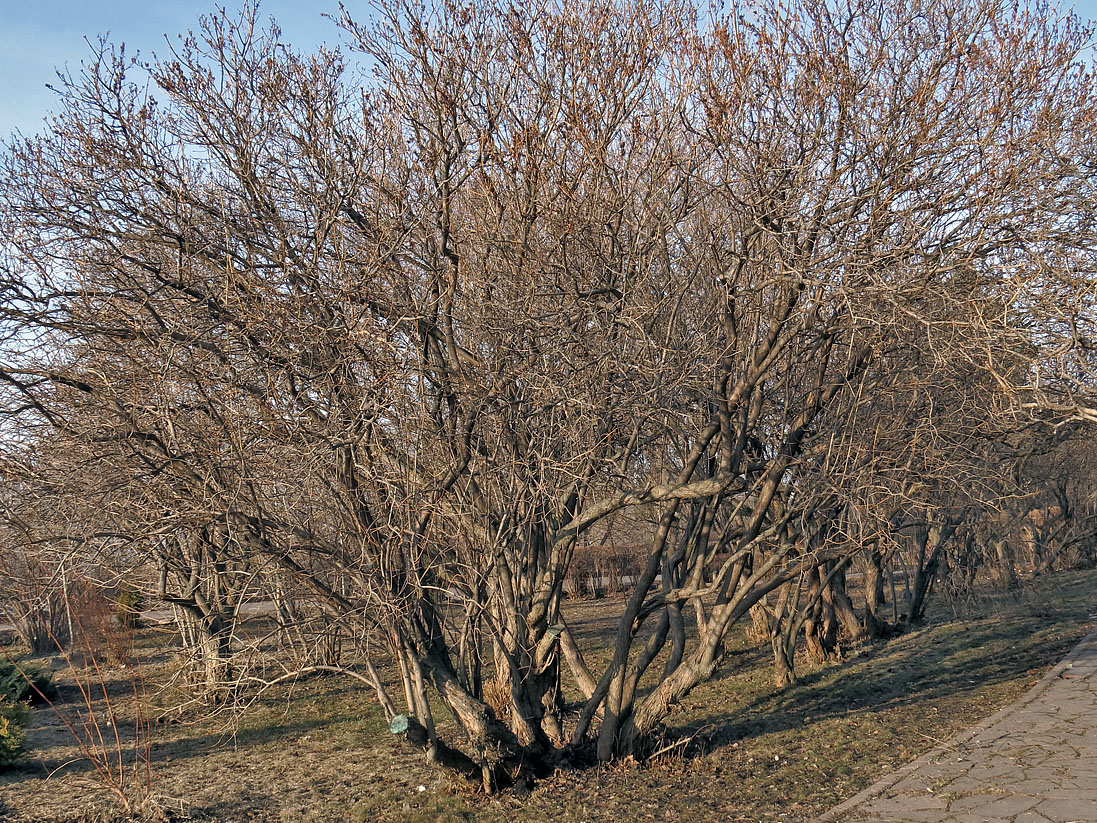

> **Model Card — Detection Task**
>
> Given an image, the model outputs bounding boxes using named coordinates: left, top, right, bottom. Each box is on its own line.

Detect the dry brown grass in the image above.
left=1, top=569, right=1095, bottom=823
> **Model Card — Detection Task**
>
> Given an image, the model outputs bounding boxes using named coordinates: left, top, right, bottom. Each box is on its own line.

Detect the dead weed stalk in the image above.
left=8, top=605, right=162, bottom=820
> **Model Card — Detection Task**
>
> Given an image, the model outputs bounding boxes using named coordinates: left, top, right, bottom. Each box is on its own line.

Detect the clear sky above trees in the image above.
left=1, top=0, right=1095, bottom=138
left=0, top=1, right=349, bottom=137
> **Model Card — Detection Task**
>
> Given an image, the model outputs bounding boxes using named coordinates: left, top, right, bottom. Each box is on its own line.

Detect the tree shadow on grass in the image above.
left=13, top=716, right=336, bottom=783
left=8, top=673, right=374, bottom=784
left=174, top=793, right=285, bottom=823
left=672, top=615, right=1089, bottom=753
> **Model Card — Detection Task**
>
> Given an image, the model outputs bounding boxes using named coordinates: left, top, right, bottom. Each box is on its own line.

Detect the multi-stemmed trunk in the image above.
left=172, top=606, right=233, bottom=696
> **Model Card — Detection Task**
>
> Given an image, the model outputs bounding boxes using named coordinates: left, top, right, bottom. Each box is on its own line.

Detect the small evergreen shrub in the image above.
left=0, top=657, right=55, bottom=705
left=0, top=697, right=28, bottom=768
left=116, top=587, right=144, bottom=630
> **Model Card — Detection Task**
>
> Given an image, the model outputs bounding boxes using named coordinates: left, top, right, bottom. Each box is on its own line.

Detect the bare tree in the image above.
left=2, top=0, right=1095, bottom=790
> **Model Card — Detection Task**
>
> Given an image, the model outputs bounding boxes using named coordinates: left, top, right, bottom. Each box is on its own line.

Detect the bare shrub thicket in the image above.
left=1, top=0, right=1095, bottom=790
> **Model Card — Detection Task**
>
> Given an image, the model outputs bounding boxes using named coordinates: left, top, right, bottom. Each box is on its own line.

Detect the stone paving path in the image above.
left=813, top=625, right=1097, bottom=823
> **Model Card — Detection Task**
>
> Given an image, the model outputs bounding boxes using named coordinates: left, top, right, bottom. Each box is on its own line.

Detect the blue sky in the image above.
left=2, top=0, right=1096, bottom=139
left=0, top=1, right=349, bottom=138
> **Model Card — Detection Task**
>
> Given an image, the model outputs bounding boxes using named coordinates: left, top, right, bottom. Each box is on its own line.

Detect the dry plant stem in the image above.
left=1, top=641, right=147, bottom=815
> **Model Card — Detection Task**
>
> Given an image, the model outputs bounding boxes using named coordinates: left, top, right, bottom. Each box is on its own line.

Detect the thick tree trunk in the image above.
left=906, top=527, right=946, bottom=625
left=748, top=602, right=770, bottom=643
left=771, top=631, right=796, bottom=687
left=992, top=538, right=1019, bottom=590
left=420, top=650, right=535, bottom=793
left=862, top=548, right=887, bottom=639
left=197, top=629, right=232, bottom=694
left=904, top=518, right=959, bottom=625
left=764, top=580, right=799, bottom=687
left=823, top=562, right=865, bottom=642
left=906, top=552, right=939, bottom=624
left=174, top=606, right=233, bottom=696
left=661, top=603, right=687, bottom=680
left=803, top=568, right=838, bottom=662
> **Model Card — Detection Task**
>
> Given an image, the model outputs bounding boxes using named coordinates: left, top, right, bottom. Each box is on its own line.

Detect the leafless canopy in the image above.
left=1, top=0, right=1095, bottom=790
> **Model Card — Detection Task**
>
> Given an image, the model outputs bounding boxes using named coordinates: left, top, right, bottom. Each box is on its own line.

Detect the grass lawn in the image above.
left=1, top=568, right=1095, bottom=823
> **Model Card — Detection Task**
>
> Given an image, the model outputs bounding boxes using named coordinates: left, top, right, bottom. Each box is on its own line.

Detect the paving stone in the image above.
left=1005, top=779, right=1072, bottom=796
left=853, top=809, right=954, bottom=823
left=958, top=794, right=1040, bottom=817
left=878, top=794, right=950, bottom=813
left=811, top=627, right=1097, bottom=823
left=938, top=776, right=1001, bottom=794
left=1013, top=811, right=1055, bottom=823
left=1035, top=797, right=1097, bottom=821
left=940, top=813, right=1010, bottom=823
left=1039, top=787, right=1097, bottom=802
left=946, top=792, right=1014, bottom=812
left=964, top=762, right=1025, bottom=781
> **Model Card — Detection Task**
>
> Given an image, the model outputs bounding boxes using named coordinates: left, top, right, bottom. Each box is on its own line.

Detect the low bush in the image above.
left=0, top=697, right=28, bottom=768
left=69, top=583, right=136, bottom=666
left=565, top=543, right=646, bottom=598
left=0, top=656, right=55, bottom=705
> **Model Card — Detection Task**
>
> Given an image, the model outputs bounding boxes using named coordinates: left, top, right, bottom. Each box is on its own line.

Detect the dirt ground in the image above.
left=2, top=569, right=1096, bottom=823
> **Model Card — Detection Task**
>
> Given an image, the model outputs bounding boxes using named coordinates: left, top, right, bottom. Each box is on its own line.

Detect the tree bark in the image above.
left=862, top=547, right=888, bottom=639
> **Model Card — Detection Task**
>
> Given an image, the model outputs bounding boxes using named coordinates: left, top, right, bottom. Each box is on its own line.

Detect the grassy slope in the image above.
left=1, top=569, right=1095, bottom=823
